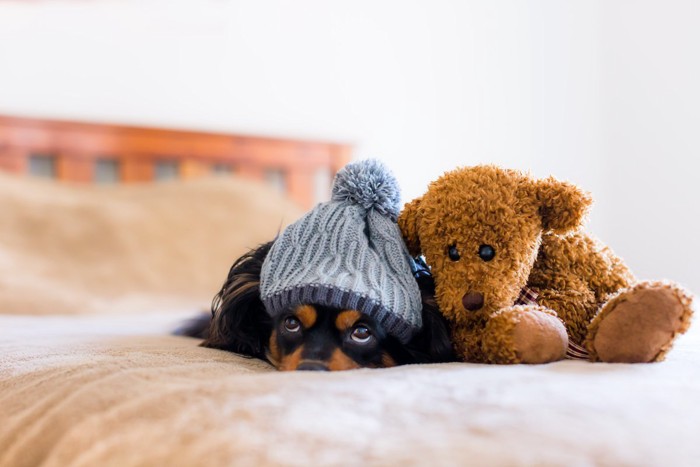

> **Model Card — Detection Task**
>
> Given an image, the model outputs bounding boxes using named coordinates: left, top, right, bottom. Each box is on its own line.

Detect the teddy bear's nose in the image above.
left=462, top=292, right=484, bottom=311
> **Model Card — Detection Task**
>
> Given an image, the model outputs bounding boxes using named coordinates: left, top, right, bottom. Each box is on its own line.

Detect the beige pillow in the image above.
left=0, top=173, right=301, bottom=315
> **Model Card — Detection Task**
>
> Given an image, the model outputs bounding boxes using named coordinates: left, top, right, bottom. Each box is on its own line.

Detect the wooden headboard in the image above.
left=0, top=115, right=352, bottom=209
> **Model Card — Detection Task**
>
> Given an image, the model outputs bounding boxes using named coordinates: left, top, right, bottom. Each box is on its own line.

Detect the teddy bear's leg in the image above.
left=481, top=305, right=568, bottom=364
left=537, top=287, right=598, bottom=346
left=585, top=281, right=694, bottom=363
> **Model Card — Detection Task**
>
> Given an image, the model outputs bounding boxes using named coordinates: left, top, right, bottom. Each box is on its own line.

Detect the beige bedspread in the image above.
left=2, top=311, right=699, bottom=467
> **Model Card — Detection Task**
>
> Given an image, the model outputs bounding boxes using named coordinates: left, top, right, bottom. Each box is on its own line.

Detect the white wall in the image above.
left=598, top=1, right=700, bottom=288
left=0, top=0, right=698, bottom=291
left=0, top=1, right=604, bottom=197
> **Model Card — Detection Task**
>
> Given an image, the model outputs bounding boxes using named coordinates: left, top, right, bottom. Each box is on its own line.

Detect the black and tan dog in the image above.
left=179, top=241, right=455, bottom=371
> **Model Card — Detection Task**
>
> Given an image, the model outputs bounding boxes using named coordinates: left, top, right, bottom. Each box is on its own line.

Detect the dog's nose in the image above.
left=297, top=362, right=330, bottom=372
left=462, top=292, right=484, bottom=311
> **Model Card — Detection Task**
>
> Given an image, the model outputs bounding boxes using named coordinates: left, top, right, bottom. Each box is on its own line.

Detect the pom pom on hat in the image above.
left=331, top=159, right=401, bottom=220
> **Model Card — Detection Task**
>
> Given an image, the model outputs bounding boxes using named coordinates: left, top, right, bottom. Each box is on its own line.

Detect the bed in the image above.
left=2, top=312, right=699, bottom=466
left=1, top=174, right=699, bottom=466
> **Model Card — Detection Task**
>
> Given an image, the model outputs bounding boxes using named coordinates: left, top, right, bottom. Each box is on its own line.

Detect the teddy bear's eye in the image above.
left=478, top=244, right=496, bottom=262
left=447, top=245, right=461, bottom=261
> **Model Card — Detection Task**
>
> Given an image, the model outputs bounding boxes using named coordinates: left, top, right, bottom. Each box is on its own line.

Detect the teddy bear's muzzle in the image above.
left=462, top=292, right=484, bottom=311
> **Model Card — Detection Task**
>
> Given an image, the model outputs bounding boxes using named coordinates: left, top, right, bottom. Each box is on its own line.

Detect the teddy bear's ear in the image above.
left=398, top=197, right=423, bottom=256
left=533, top=177, right=592, bottom=234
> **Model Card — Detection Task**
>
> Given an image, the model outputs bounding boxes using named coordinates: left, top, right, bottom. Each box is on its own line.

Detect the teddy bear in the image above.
left=398, top=165, right=694, bottom=364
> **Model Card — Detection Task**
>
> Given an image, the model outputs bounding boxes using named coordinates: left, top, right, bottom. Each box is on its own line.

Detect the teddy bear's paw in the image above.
left=589, top=282, right=694, bottom=363
left=512, top=307, right=569, bottom=363
left=484, top=306, right=568, bottom=364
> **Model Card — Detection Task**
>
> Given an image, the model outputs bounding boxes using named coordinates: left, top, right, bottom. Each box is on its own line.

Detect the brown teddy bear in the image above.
left=398, top=165, right=694, bottom=364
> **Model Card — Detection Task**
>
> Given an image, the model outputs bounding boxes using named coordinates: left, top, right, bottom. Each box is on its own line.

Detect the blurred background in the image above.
left=1, top=0, right=698, bottom=313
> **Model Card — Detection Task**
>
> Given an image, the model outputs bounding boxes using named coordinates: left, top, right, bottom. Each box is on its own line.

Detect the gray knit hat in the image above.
left=259, top=159, right=422, bottom=343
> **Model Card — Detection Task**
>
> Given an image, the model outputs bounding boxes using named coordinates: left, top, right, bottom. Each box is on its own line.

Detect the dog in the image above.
left=178, top=241, right=455, bottom=371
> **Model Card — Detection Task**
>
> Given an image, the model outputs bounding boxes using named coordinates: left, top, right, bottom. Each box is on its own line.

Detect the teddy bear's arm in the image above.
left=480, top=305, right=568, bottom=364
left=450, top=306, right=568, bottom=364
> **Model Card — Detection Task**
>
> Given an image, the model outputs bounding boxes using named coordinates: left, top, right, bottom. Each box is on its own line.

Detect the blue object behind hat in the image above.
left=259, top=159, right=422, bottom=343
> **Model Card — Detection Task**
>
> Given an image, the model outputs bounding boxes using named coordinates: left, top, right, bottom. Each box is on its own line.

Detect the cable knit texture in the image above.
left=260, top=159, right=422, bottom=343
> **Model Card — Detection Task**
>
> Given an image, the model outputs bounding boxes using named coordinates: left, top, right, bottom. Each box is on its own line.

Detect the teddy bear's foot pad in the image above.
left=593, top=286, right=689, bottom=363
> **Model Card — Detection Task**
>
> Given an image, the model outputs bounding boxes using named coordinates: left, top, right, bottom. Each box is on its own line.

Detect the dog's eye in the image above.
left=447, top=244, right=460, bottom=261
left=283, top=317, right=301, bottom=333
left=350, top=326, right=372, bottom=344
left=478, top=244, right=496, bottom=262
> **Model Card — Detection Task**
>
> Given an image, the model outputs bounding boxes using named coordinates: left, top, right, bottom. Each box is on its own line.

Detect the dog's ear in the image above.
left=399, top=273, right=456, bottom=364
left=203, top=241, right=273, bottom=360
left=533, top=177, right=592, bottom=234
left=398, top=197, right=423, bottom=257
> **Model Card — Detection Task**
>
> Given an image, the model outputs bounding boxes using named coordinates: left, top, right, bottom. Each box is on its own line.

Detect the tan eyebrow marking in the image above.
left=335, top=310, right=363, bottom=332
left=295, top=304, right=317, bottom=328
